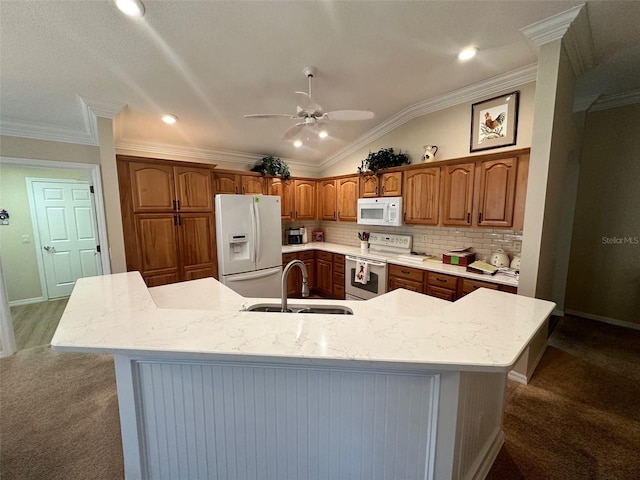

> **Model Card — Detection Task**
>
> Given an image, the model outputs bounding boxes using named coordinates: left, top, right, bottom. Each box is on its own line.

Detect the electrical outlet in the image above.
left=21, top=235, right=31, bottom=244
left=513, top=241, right=522, bottom=253
left=422, top=235, right=428, bottom=243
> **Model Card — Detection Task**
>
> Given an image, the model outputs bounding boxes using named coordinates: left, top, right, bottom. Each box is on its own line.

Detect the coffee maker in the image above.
left=286, top=228, right=303, bottom=245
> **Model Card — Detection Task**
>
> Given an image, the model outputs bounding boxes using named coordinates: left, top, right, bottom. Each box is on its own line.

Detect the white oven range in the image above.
left=345, top=233, right=412, bottom=301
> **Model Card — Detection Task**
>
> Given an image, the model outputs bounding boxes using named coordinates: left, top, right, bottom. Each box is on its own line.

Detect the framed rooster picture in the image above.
left=470, top=91, right=520, bottom=152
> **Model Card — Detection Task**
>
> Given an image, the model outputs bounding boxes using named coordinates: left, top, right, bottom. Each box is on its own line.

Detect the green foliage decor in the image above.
left=251, top=155, right=291, bottom=179
left=357, top=148, right=410, bottom=174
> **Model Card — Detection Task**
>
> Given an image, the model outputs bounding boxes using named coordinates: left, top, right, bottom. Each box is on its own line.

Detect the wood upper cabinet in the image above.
left=359, top=172, right=402, bottom=197
left=319, top=180, right=337, bottom=221
left=337, top=177, right=358, bottom=222
left=174, top=166, right=214, bottom=212
left=241, top=175, right=265, bottom=195
left=214, top=172, right=264, bottom=195
left=403, top=167, right=440, bottom=225
left=476, top=157, right=518, bottom=227
left=269, top=178, right=293, bottom=220
left=293, top=180, right=316, bottom=221
left=129, top=163, right=176, bottom=212
left=441, top=163, right=475, bottom=226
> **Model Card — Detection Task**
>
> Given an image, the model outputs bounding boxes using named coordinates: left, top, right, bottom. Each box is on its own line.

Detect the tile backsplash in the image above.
left=285, top=221, right=522, bottom=262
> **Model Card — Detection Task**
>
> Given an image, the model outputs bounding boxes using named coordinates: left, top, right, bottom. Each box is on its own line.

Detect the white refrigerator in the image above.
left=215, top=194, right=282, bottom=298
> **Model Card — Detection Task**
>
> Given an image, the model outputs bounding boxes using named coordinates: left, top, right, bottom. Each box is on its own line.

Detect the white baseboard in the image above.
left=507, top=369, right=528, bottom=384
left=552, top=307, right=565, bottom=317
left=8, top=296, right=47, bottom=307
left=507, top=344, right=547, bottom=385
left=564, top=309, right=640, bottom=331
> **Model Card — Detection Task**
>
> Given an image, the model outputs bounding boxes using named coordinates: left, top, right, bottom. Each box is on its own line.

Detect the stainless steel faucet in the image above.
left=281, top=259, right=309, bottom=312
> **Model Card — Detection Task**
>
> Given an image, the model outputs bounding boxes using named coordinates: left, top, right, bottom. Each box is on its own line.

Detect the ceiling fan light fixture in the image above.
left=293, top=140, right=303, bottom=148
left=114, top=0, right=145, bottom=18
left=162, top=113, right=178, bottom=125
left=458, top=46, right=477, bottom=61
left=318, top=130, right=328, bottom=139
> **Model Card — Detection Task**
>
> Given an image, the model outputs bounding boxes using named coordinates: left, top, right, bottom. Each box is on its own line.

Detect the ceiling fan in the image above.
left=244, top=66, right=374, bottom=144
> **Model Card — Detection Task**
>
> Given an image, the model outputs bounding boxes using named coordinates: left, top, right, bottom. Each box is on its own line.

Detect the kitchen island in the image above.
left=52, top=272, right=554, bottom=480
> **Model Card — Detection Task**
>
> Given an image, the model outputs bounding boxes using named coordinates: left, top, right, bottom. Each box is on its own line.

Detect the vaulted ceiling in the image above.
left=1, top=1, right=639, bottom=171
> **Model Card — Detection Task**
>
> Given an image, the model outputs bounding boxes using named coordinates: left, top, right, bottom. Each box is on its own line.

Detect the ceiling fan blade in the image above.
left=324, top=110, right=374, bottom=121
left=282, top=123, right=306, bottom=140
left=244, top=113, right=298, bottom=119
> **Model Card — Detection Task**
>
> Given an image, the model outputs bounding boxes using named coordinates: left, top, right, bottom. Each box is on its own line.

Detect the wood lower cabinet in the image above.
left=457, top=278, right=500, bottom=298
left=117, top=156, right=217, bottom=287
left=387, top=264, right=426, bottom=293
left=403, top=167, right=440, bottom=225
left=315, top=251, right=333, bottom=297
left=427, top=272, right=458, bottom=302
left=283, top=251, right=316, bottom=298
left=333, top=253, right=345, bottom=300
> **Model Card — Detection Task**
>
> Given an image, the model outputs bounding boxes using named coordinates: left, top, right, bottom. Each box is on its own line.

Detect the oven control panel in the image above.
left=368, top=233, right=412, bottom=254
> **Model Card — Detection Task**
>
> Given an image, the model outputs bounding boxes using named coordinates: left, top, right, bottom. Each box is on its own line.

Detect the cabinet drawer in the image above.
left=426, top=285, right=456, bottom=301
left=428, top=272, right=458, bottom=290
left=298, top=251, right=315, bottom=260
left=389, top=276, right=424, bottom=293
left=316, top=251, right=333, bottom=261
left=282, top=253, right=297, bottom=264
left=334, top=272, right=345, bottom=287
left=333, top=283, right=345, bottom=300
left=461, top=278, right=499, bottom=296
left=499, top=285, right=518, bottom=295
left=388, top=264, right=425, bottom=283
left=334, top=260, right=345, bottom=275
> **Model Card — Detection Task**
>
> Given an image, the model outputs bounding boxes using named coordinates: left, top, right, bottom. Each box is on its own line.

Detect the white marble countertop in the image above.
left=283, top=242, right=519, bottom=287
left=51, top=272, right=553, bottom=372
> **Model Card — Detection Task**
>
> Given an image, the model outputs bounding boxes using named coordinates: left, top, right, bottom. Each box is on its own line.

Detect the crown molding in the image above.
left=115, top=138, right=322, bottom=175
left=0, top=95, right=125, bottom=146
left=589, top=89, right=640, bottom=112
left=520, top=4, right=584, bottom=47
left=318, top=63, right=538, bottom=170
left=573, top=93, right=600, bottom=112
left=560, top=5, right=593, bottom=77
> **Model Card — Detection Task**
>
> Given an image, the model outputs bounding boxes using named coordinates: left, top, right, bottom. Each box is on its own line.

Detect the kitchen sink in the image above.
left=245, top=303, right=353, bottom=315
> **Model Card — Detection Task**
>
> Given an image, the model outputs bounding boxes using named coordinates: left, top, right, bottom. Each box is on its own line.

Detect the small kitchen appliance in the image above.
left=285, top=228, right=304, bottom=245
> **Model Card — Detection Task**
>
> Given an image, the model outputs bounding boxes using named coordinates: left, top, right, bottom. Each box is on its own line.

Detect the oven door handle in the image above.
left=345, top=255, right=387, bottom=267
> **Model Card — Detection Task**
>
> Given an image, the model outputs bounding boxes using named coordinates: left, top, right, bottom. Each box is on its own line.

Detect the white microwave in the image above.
left=357, top=197, right=403, bottom=226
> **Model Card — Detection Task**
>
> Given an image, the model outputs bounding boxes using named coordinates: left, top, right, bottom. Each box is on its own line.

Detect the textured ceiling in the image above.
left=1, top=1, right=639, bottom=169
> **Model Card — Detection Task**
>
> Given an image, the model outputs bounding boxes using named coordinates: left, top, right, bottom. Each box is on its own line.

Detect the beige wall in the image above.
left=0, top=165, right=88, bottom=302
left=0, top=135, right=100, bottom=164
left=566, top=103, right=640, bottom=325
left=320, top=82, right=536, bottom=177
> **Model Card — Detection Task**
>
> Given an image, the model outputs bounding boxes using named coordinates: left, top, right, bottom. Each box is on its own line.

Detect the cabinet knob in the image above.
left=382, top=186, right=385, bottom=195
left=172, top=200, right=177, bottom=211
left=478, top=212, right=483, bottom=223
left=176, top=200, right=180, bottom=211
left=467, top=212, right=471, bottom=223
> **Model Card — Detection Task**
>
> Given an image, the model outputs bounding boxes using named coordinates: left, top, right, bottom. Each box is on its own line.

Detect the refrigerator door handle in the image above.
left=254, top=199, right=262, bottom=264
left=249, top=200, right=257, bottom=264
left=225, top=267, right=281, bottom=282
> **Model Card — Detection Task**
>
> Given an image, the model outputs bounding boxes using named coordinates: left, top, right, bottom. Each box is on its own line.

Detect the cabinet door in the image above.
left=129, top=162, right=175, bottom=213
left=380, top=172, right=402, bottom=196
left=359, top=175, right=379, bottom=198
left=302, top=257, right=316, bottom=291
left=442, top=163, right=475, bottom=226
left=337, top=177, right=358, bottom=222
left=270, top=178, right=293, bottom=220
left=293, top=180, right=317, bottom=220
left=178, top=213, right=216, bottom=281
left=477, top=158, right=517, bottom=227
left=174, top=166, right=213, bottom=212
left=214, top=173, right=240, bottom=194
left=135, top=214, right=180, bottom=286
left=403, top=168, right=440, bottom=225
left=319, top=180, right=337, bottom=221
left=241, top=175, right=265, bottom=195
left=316, top=258, right=333, bottom=297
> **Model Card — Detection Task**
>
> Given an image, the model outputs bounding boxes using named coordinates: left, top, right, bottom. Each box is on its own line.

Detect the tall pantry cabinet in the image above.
left=117, top=156, right=217, bottom=287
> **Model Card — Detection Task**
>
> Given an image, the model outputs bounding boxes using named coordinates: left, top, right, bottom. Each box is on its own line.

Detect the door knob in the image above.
left=43, top=245, right=55, bottom=252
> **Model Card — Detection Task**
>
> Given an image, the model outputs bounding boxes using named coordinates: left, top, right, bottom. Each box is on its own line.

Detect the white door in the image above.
left=30, top=180, right=102, bottom=298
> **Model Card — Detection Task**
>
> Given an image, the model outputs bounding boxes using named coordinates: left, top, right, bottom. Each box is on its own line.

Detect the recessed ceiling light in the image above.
left=114, top=0, right=145, bottom=18
left=293, top=140, right=303, bottom=148
left=318, top=130, right=328, bottom=139
left=162, top=114, right=178, bottom=125
left=458, top=46, right=477, bottom=61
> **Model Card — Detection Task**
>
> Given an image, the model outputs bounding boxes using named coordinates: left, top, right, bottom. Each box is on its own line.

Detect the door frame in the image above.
left=0, top=157, right=111, bottom=304
left=27, top=177, right=104, bottom=300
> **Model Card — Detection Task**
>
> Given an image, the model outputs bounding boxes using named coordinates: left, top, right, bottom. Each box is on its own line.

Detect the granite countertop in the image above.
left=282, top=242, right=519, bottom=287
left=51, top=272, right=553, bottom=372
